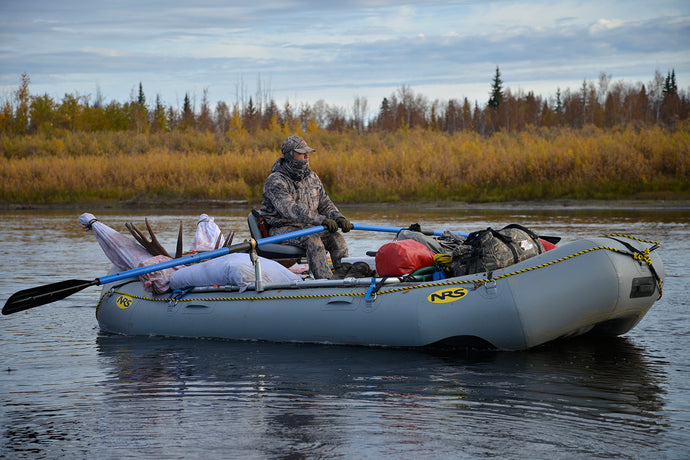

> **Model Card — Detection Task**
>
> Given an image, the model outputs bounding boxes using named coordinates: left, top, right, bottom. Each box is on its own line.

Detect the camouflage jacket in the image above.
left=259, top=158, right=343, bottom=228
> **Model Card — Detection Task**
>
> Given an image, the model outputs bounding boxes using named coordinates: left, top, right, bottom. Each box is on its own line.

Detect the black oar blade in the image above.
left=2, top=279, right=99, bottom=315
left=541, top=235, right=561, bottom=244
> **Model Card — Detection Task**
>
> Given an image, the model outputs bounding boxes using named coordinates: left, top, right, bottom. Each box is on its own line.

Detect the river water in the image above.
left=1, top=204, right=688, bottom=459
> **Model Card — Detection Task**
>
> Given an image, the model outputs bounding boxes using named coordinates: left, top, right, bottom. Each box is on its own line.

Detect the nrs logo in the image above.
left=115, top=294, right=134, bottom=309
left=427, top=287, right=468, bottom=304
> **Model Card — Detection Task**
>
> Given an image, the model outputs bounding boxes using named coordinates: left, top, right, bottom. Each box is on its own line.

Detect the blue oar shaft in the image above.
left=352, top=223, right=468, bottom=238
left=98, top=225, right=326, bottom=285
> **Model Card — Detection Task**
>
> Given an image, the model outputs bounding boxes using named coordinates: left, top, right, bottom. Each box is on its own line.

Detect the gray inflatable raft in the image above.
left=96, top=235, right=664, bottom=350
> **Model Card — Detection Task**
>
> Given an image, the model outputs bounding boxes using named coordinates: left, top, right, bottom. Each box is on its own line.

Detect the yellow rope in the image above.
left=98, top=234, right=662, bottom=306
left=601, top=234, right=663, bottom=298
left=600, top=234, right=660, bottom=245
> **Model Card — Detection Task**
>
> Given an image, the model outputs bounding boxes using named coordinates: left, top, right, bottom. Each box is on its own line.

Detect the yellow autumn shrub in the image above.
left=0, top=124, right=688, bottom=204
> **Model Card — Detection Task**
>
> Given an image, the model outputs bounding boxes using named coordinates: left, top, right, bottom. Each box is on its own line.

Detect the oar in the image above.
left=2, top=225, right=326, bottom=315
left=352, top=223, right=560, bottom=244
left=352, top=223, right=468, bottom=237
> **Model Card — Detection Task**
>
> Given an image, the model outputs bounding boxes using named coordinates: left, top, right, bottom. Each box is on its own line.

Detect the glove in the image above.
left=408, top=223, right=422, bottom=232
left=336, top=216, right=353, bottom=233
left=322, top=218, right=338, bottom=233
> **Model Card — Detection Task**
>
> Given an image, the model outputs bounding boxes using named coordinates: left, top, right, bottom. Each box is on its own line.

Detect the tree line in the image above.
left=1, top=68, right=687, bottom=138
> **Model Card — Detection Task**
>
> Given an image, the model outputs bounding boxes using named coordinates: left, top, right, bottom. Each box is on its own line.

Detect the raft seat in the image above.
left=248, top=211, right=307, bottom=262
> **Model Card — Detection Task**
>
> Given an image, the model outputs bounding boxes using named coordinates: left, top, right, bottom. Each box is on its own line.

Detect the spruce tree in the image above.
left=137, top=82, right=146, bottom=107
left=182, top=93, right=194, bottom=129
left=183, top=93, right=191, bottom=115
left=555, top=88, right=563, bottom=114
left=488, top=66, right=503, bottom=109
left=664, top=69, right=678, bottom=95
left=152, top=94, right=167, bottom=132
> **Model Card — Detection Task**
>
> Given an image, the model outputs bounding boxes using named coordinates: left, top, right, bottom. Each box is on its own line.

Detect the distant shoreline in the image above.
left=3, top=198, right=689, bottom=212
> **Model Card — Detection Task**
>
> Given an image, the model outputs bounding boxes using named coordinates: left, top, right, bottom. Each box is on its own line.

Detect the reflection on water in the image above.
left=4, top=330, right=670, bottom=458
left=1, top=206, right=688, bottom=458
left=73, top=334, right=668, bottom=458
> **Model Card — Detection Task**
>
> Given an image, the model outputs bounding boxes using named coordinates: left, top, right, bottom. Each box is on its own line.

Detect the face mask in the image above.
left=283, top=156, right=310, bottom=180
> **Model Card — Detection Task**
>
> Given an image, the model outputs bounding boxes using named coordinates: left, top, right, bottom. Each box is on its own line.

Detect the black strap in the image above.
left=502, top=223, right=539, bottom=240
left=501, top=224, right=544, bottom=255
left=499, top=231, right=520, bottom=264
left=85, top=218, right=99, bottom=230
left=371, top=276, right=395, bottom=296
left=503, top=224, right=544, bottom=254
left=491, top=227, right=520, bottom=263
left=605, top=236, right=663, bottom=291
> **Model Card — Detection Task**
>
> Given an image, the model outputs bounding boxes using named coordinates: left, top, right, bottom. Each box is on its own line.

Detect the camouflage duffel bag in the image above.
left=450, top=224, right=545, bottom=277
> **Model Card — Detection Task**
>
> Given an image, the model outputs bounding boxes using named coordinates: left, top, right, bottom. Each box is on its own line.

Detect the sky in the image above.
left=1, top=0, right=688, bottom=118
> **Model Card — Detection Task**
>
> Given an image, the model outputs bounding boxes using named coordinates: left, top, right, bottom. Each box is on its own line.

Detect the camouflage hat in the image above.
left=281, top=135, right=315, bottom=156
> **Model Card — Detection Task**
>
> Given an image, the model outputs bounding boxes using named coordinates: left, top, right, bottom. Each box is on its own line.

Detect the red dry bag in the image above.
left=375, top=239, right=436, bottom=276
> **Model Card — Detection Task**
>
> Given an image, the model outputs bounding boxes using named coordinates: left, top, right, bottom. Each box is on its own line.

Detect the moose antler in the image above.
left=125, top=218, right=172, bottom=258
left=223, top=231, right=235, bottom=248
left=175, top=221, right=183, bottom=258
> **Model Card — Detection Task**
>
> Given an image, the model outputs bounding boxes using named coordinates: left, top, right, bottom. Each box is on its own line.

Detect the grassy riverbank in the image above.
left=1, top=124, right=688, bottom=206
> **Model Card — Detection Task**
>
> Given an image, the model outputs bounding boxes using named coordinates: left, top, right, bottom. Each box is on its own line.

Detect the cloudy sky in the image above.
left=1, top=0, right=688, bottom=116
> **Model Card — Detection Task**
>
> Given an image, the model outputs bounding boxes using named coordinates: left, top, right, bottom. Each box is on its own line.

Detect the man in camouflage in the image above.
left=259, top=135, right=353, bottom=279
